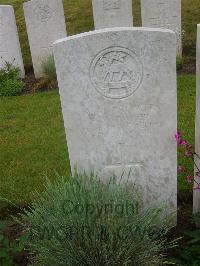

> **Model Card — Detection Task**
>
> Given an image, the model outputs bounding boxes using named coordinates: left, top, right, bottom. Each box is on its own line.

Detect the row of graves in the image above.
left=1, top=0, right=200, bottom=223
left=1, top=0, right=182, bottom=78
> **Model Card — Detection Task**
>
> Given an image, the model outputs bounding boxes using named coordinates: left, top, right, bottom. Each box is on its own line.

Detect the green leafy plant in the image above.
left=172, top=214, right=200, bottom=265
left=0, top=220, right=29, bottom=265
left=41, top=55, right=57, bottom=81
left=176, top=57, right=184, bottom=71
left=21, top=173, right=177, bottom=266
left=0, top=61, right=24, bottom=97
left=176, top=131, right=200, bottom=191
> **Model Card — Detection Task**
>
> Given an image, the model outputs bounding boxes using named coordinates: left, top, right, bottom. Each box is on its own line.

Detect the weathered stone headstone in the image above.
left=23, top=0, right=67, bottom=78
left=194, top=24, right=200, bottom=217
left=0, top=5, right=24, bottom=77
left=141, top=0, right=182, bottom=57
left=54, top=28, right=177, bottom=214
left=92, top=0, right=133, bottom=29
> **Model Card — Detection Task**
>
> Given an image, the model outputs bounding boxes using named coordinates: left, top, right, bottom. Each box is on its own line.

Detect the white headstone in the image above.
left=194, top=24, right=200, bottom=216
left=141, top=0, right=182, bottom=57
left=92, top=0, right=133, bottom=29
left=54, top=27, right=177, bottom=215
left=23, top=0, right=67, bottom=78
left=0, top=5, right=24, bottom=77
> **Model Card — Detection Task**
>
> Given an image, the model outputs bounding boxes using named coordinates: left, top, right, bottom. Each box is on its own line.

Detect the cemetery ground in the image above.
left=0, top=74, right=197, bottom=264
left=0, top=74, right=195, bottom=206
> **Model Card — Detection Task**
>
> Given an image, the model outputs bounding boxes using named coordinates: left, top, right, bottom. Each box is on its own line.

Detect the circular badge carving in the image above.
left=34, top=4, right=52, bottom=22
left=90, top=47, right=143, bottom=99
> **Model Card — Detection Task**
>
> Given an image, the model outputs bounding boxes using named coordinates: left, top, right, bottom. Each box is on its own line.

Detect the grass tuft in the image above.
left=41, top=55, right=57, bottom=81
left=21, top=173, right=177, bottom=266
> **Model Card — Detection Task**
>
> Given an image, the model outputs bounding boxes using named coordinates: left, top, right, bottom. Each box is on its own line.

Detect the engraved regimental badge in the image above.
left=90, top=47, right=143, bottom=99
left=34, top=4, right=52, bottom=22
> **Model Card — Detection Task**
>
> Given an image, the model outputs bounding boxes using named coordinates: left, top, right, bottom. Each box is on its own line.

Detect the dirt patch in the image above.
left=0, top=204, right=30, bottom=266
left=22, top=65, right=58, bottom=94
left=178, top=56, right=196, bottom=75
left=5, top=223, right=30, bottom=266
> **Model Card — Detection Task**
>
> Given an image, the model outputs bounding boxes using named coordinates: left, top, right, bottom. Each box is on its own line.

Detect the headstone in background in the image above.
left=194, top=24, right=200, bottom=217
left=23, top=0, right=67, bottom=78
left=92, top=0, right=133, bottom=29
left=141, top=0, right=182, bottom=57
left=54, top=27, right=177, bottom=216
left=0, top=5, right=25, bottom=77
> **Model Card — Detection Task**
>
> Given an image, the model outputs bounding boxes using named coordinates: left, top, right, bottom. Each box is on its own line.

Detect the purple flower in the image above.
left=175, top=132, right=189, bottom=147
left=181, top=140, right=188, bottom=146
left=186, top=175, right=193, bottom=183
left=175, top=132, right=182, bottom=145
left=185, top=151, right=194, bottom=157
left=175, top=132, right=182, bottom=138
left=178, top=165, right=187, bottom=173
left=194, top=183, right=200, bottom=190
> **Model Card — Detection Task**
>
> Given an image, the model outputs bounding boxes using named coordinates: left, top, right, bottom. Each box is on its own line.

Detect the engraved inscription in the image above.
left=148, top=1, right=181, bottom=42
left=111, top=104, right=161, bottom=130
left=108, top=142, right=139, bottom=167
left=135, top=104, right=161, bottom=129
left=0, top=51, right=8, bottom=55
left=90, top=47, right=143, bottom=99
left=103, top=0, right=121, bottom=10
left=103, top=142, right=144, bottom=176
left=80, top=99, right=101, bottom=122
left=41, top=45, right=54, bottom=53
left=34, top=4, right=52, bottom=22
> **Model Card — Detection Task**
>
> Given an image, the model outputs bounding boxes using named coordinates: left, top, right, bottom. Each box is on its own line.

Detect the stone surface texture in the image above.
left=23, top=0, right=67, bottom=78
left=0, top=5, right=24, bottom=77
left=141, top=0, right=182, bottom=57
left=54, top=27, right=177, bottom=215
left=194, top=24, right=200, bottom=215
left=92, top=0, right=133, bottom=29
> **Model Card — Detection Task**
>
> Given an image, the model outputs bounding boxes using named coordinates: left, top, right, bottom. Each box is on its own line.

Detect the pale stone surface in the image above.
left=23, top=0, right=67, bottom=78
left=141, top=0, right=182, bottom=57
left=54, top=27, right=177, bottom=215
left=92, top=0, right=133, bottom=29
left=194, top=24, right=200, bottom=217
left=0, top=5, right=24, bottom=77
